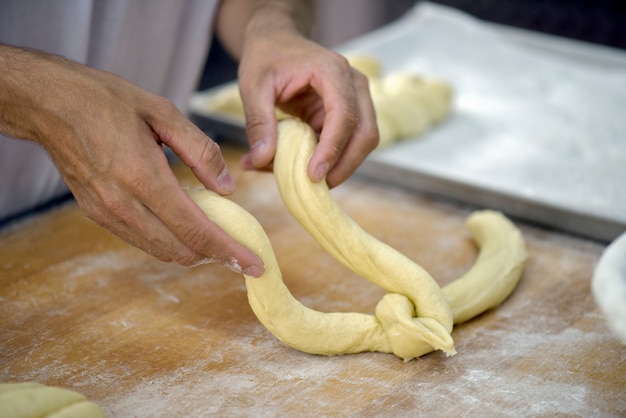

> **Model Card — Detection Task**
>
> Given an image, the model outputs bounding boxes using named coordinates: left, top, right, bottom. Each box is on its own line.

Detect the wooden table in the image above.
left=1, top=145, right=624, bottom=417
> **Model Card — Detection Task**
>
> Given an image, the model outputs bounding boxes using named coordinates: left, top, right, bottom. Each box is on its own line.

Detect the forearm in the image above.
left=0, top=43, right=62, bottom=144
left=215, top=0, right=315, bottom=60
left=0, top=43, right=110, bottom=151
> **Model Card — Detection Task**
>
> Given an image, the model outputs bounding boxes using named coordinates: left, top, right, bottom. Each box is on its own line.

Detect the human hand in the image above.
left=237, top=29, right=379, bottom=188
left=0, top=46, right=264, bottom=276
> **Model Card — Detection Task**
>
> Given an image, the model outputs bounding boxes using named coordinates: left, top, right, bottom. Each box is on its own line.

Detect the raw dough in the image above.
left=345, top=53, right=383, bottom=79
left=205, top=84, right=289, bottom=122
left=370, top=72, right=453, bottom=146
left=190, top=118, right=527, bottom=360
left=0, top=382, right=105, bottom=418
left=342, top=53, right=453, bottom=147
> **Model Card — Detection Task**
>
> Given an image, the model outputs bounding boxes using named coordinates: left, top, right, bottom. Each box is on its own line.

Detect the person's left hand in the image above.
left=237, top=28, right=379, bottom=188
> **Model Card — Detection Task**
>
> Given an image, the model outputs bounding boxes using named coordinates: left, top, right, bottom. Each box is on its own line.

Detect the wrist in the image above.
left=0, top=44, right=77, bottom=145
left=242, top=0, right=314, bottom=47
left=0, top=45, right=48, bottom=143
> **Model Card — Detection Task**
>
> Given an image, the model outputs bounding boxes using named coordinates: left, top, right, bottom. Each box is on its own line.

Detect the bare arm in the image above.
left=215, top=0, right=314, bottom=60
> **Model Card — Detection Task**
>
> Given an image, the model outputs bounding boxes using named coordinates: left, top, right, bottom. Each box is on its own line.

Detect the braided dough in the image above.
left=190, top=118, right=526, bottom=360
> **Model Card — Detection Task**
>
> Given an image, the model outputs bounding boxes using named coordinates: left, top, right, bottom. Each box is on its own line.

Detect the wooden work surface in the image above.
left=1, top=144, right=624, bottom=417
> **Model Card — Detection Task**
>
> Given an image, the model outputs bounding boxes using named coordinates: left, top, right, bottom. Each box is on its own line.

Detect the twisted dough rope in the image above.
left=190, top=118, right=526, bottom=361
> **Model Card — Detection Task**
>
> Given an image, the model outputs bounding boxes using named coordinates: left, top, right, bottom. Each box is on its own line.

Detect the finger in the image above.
left=75, top=180, right=200, bottom=265
left=240, top=153, right=274, bottom=173
left=94, top=180, right=265, bottom=275
left=306, top=61, right=359, bottom=184
left=146, top=98, right=236, bottom=196
left=96, top=198, right=199, bottom=265
left=156, top=186, right=265, bottom=275
left=239, top=80, right=278, bottom=170
left=142, top=103, right=262, bottom=270
left=325, top=69, right=379, bottom=188
left=131, top=150, right=265, bottom=275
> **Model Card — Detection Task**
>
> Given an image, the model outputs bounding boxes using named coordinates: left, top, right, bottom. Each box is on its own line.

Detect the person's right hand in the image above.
left=0, top=45, right=264, bottom=277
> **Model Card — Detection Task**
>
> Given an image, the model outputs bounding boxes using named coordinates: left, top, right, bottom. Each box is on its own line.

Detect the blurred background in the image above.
left=197, top=0, right=626, bottom=90
left=313, top=0, right=626, bottom=49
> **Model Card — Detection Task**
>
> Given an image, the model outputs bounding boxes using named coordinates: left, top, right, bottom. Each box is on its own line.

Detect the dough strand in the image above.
left=0, top=382, right=105, bottom=418
left=190, top=118, right=527, bottom=361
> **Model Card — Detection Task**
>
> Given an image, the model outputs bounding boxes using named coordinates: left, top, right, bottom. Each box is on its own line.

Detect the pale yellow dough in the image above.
left=0, top=382, right=105, bottom=418
left=190, top=118, right=527, bottom=360
left=345, top=53, right=383, bottom=79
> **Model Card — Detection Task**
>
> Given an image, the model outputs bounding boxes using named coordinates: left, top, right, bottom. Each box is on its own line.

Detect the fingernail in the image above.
left=243, top=264, right=264, bottom=278
left=251, top=140, right=266, bottom=164
left=218, top=167, right=236, bottom=193
left=313, top=162, right=329, bottom=182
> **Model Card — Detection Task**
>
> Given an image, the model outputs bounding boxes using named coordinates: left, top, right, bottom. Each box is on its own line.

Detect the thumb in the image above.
left=240, top=83, right=277, bottom=170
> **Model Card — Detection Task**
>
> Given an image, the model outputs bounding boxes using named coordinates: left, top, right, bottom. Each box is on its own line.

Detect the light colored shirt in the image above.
left=0, top=0, right=219, bottom=220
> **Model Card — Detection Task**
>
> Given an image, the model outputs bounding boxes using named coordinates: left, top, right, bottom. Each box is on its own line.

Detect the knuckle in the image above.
left=362, top=120, right=381, bottom=151
left=125, top=171, right=150, bottom=193
left=330, top=52, right=351, bottom=73
left=245, top=113, right=272, bottom=144
left=99, top=194, right=130, bottom=220
left=197, top=137, right=221, bottom=166
left=150, top=96, right=179, bottom=116
left=326, top=138, right=344, bottom=157
left=180, top=225, right=211, bottom=252
left=352, top=69, right=370, bottom=89
left=245, top=113, right=268, bottom=133
left=369, top=130, right=380, bottom=150
left=342, top=106, right=359, bottom=131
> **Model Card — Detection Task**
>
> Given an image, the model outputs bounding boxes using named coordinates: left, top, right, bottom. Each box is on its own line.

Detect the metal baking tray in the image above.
left=188, top=3, right=626, bottom=242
